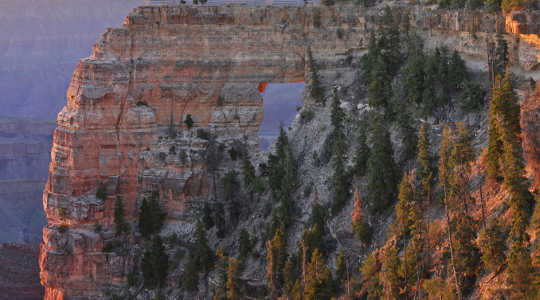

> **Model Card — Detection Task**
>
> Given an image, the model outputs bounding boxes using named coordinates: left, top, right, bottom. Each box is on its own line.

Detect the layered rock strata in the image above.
left=40, top=4, right=540, bottom=299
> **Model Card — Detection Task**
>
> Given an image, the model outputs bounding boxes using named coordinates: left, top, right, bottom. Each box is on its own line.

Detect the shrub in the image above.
left=196, top=128, right=210, bottom=140
left=300, top=109, right=314, bottom=124
left=96, top=183, right=107, bottom=200
left=184, top=114, right=194, bottom=129
left=136, top=100, right=148, bottom=106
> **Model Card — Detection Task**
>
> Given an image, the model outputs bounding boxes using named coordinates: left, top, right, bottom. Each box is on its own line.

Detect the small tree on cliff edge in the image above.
left=307, top=47, right=325, bottom=105
left=114, top=196, right=128, bottom=236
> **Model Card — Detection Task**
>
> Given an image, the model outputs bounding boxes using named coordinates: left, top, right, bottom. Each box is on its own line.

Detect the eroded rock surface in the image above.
left=40, top=4, right=540, bottom=299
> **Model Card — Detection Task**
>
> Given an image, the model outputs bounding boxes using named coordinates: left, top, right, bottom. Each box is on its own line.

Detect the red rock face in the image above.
left=40, top=5, right=540, bottom=299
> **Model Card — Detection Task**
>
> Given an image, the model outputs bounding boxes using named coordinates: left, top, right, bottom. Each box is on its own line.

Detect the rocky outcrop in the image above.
left=40, top=4, right=540, bottom=299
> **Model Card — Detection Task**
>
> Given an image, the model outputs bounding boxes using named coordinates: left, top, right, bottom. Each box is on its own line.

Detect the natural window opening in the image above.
left=258, top=82, right=304, bottom=151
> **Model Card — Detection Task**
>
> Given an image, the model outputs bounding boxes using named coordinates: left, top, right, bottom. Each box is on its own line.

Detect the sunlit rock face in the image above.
left=40, top=4, right=540, bottom=299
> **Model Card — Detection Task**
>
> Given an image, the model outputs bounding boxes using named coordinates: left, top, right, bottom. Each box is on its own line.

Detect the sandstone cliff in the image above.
left=39, top=4, right=540, bottom=299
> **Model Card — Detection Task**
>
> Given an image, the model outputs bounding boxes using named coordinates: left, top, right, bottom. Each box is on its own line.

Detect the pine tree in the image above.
left=393, top=173, right=415, bottom=241
left=139, top=198, right=152, bottom=238
left=238, top=229, right=251, bottom=260
left=489, top=72, right=534, bottom=244
left=114, top=196, right=128, bottom=236
left=352, top=188, right=372, bottom=244
left=416, top=123, right=434, bottom=205
left=241, top=143, right=257, bottom=191
left=494, top=35, right=508, bottom=78
left=422, top=53, right=438, bottom=116
left=360, top=251, right=382, bottom=300
left=139, top=195, right=166, bottom=238
left=438, top=125, right=462, bottom=299
left=368, top=56, right=393, bottom=108
left=487, top=77, right=504, bottom=182
left=307, top=47, right=325, bottom=105
left=507, top=238, right=533, bottom=299
left=183, top=258, right=199, bottom=292
left=379, top=12, right=402, bottom=76
left=459, top=82, right=485, bottom=112
left=403, top=35, right=425, bottom=104
left=268, top=126, right=298, bottom=230
left=380, top=245, right=402, bottom=298
left=266, top=228, right=287, bottom=297
left=354, top=129, right=370, bottom=177
left=363, top=31, right=379, bottom=86
left=448, top=123, right=480, bottom=295
left=193, top=221, right=214, bottom=274
left=215, top=248, right=228, bottom=297
left=226, top=257, right=240, bottom=300
left=490, top=72, right=536, bottom=297
left=330, top=92, right=349, bottom=214
left=365, top=117, right=397, bottom=213
left=141, top=236, right=169, bottom=289
left=301, top=225, right=325, bottom=262
left=283, top=255, right=300, bottom=296
left=448, top=50, right=467, bottom=90
left=304, top=249, right=334, bottom=300
left=478, top=218, right=507, bottom=272
left=335, top=251, right=347, bottom=290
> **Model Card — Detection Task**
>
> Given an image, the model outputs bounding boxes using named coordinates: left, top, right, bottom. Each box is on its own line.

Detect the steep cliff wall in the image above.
left=40, top=4, right=540, bottom=299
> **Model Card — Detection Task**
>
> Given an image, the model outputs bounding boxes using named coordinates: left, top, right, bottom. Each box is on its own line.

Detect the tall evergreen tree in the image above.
left=304, top=249, right=334, bottom=300
left=352, top=188, right=372, bottom=244
left=226, top=257, right=241, bottom=300
left=114, top=196, right=128, bottom=236
left=266, top=228, right=287, bottom=297
left=193, top=221, right=214, bottom=274
left=142, top=236, right=169, bottom=288
left=335, top=251, right=347, bottom=291
left=403, top=35, right=425, bottom=104
left=380, top=245, right=402, bottom=299
left=354, top=129, right=370, bottom=177
left=422, top=53, right=439, bottom=116
left=330, top=92, right=349, bottom=214
left=416, top=123, right=434, bottom=205
left=365, top=117, right=397, bottom=213
left=448, top=123, right=480, bottom=296
left=307, top=47, right=325, bottom=104
left=393, top=173, right=415, bottom=241
left=494, top=36, right=509, bottom=79
left=448, top=50, right=468, bottom=90
left=368, top=56, right=393, bottom=108
left=360, top=252, right=382, bottom=300
left=438, top=126, right=462, bottom=299
left=478, top=218, right=507, bottom=272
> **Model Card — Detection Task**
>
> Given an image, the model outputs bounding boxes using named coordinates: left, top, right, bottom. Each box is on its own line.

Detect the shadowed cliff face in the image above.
left=39, top=4, right=540, bottom=299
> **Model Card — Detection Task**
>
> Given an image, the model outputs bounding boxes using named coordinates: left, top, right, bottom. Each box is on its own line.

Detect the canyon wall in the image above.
left=40, top=4, right=540, bottom=299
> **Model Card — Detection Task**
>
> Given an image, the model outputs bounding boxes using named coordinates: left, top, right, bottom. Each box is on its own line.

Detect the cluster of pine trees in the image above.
left=260, top=8, right=538, bottom=300
left=118, top=7, right=539, bottom=299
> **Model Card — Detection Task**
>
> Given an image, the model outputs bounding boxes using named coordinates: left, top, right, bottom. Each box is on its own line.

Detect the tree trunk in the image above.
left=444, top=187, right=462, bottom=300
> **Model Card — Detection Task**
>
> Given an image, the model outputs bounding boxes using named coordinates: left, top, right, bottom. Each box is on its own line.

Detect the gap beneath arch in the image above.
left=258, top=82, right=304, bottom=151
